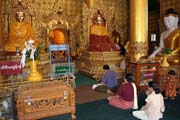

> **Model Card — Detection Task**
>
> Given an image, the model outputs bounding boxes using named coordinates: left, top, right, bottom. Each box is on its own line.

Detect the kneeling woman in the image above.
left=108, top=73, right=136, bottom=109
left=132, top=81, right=165, bottom=120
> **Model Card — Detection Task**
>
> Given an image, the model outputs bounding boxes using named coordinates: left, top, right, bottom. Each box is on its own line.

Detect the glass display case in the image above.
left=127, top=62, right=160, bottom=91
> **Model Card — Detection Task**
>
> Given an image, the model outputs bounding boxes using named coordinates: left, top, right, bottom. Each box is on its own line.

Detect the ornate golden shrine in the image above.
left=1, top=0, right=82, bottom=55
left=1, top=0, right=129, bottom=56
left=44, top=18, right=70, bottom=47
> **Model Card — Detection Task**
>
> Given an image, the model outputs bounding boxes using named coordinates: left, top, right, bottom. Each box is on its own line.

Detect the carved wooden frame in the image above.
left=16, top=81, right=76, bottom=120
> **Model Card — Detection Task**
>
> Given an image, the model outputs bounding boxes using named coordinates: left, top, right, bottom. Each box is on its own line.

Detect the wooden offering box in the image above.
left=16, top=81, right=76, bottom=120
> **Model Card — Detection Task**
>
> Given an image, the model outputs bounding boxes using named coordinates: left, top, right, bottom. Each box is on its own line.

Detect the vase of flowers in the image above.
left=21, top=39, right=42, bottom=82
left=160, top=48, right=172, bottom=67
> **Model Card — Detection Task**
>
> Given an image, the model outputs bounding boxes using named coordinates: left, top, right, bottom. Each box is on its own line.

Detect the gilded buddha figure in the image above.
left=149, top=8, right=180, bottom=65
left=49, top=28, right=66, bottom=44
left=88, top=10, right=118, bottom=51
left=4, top=12, right=35, bottom=52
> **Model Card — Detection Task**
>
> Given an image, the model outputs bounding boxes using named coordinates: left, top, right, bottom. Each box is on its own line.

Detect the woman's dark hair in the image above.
left=148, top=81, right=160, bottom=94
left=168, top=70, right=176, bottom=75
left=103, top=64, right=110, bottom=70
left=125, top=73, right=133, bottom=82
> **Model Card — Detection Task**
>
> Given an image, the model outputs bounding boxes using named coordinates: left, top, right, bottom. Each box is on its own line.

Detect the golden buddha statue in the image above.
left=4, top=12, right=35, bottom=52
left=49, top=28, right=65, bottom=44
left=149, top=8, right=180, bottom=65
left=89, top=10, right=118, bottom=51
left=49, top=28, right=66, bottom=58
left=90, top=11, right=108, bottom=36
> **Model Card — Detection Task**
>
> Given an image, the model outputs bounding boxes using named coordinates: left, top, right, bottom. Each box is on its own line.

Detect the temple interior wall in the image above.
left=0, top=0, right=179, bottom=54
left=0, top=0, right=129, bottom=54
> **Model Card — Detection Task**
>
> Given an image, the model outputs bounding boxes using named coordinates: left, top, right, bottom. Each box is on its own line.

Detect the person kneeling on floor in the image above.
left=132, top=81, right=165, bottom=120
left=108, top=73, right=138, bottom=110
left=92, top=64, right=118, bottom=93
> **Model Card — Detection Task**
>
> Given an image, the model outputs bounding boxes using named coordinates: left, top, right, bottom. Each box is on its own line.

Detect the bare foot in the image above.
left=107, top=89, right=113, bottom=94
left=107, top=96, right=111, bottom=101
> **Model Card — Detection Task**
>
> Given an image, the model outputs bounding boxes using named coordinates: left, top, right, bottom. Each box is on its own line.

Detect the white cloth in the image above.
left=91, top=83, right=105, bottom=90
left=20, top=48, right=27, bottom=68
left=20, top=39, right=37, bottom=68
left=28, top=38, right=34, bottom=44
left=132, top=109, right=149, bottom=120
left=132, top=83, right=138, bottom=109
left=30, top=48, right=36, bottom=60
left=2, top=100, right=8, bottom=112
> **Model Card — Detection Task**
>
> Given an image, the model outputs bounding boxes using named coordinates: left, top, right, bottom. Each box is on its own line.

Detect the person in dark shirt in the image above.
left=119, top=43, right=126, bottom=56
left=108, top=73, right=135, bottom=109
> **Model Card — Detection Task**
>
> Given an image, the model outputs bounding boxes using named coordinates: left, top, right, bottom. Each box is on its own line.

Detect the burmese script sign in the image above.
left=24, top=96, right=68, bottom=113
left=0, top=61, right=22, bottom=75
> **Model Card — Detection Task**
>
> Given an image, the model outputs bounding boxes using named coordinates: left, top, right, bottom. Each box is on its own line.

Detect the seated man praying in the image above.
left=92, top=64, right=118, bottom=93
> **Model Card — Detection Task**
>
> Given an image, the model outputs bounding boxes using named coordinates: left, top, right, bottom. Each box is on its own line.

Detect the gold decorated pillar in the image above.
left=130, top=0, right=148, bottom=61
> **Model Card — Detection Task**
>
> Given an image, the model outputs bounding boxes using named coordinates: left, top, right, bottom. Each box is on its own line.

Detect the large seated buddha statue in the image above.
left=78, top=10, right=124, bottom=81
left=88, top=10, right=118, bottom=52
left=4, top=12, right=35, bottom=52
left=149, top=8, right=180, bottom=65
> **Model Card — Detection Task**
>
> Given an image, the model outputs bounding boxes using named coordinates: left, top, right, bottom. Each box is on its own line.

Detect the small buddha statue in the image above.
left=49, top=28, right=66, bottom=44
left=90, top=10, right=107, bottom=36
left=49, top=28, right=66, bottom=58
left=4, top=11, right=35, bottom=52
left=149, top=8, right=180, bottom=65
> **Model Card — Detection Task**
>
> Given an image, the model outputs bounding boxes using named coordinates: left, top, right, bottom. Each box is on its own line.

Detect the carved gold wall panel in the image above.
left=2, top=0, right=129, bottom=55
left=2, top=0, right=180, bottom=57
left=2, top=0, right=83, bottom=55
